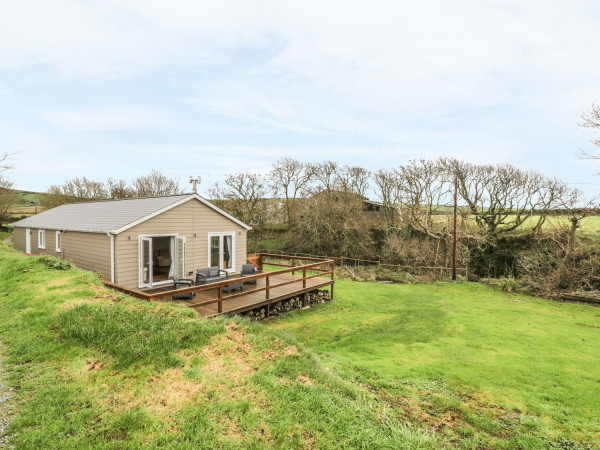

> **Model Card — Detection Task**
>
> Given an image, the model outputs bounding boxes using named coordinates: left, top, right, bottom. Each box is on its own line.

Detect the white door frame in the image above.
left=25, top=228, right=31, bottom=253
left=207, top=232, right=236, bottom=273
left=138, top=234, right=182, bottom=288
left=139, top=237, right=153, bottom=288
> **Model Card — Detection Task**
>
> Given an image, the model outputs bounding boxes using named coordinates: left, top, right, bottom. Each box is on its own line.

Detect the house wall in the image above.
left=115, top=199, right=247, bottom=289
left=12, top=227, right=26, bottom=252
left=12, top=227, right=112, bottom=278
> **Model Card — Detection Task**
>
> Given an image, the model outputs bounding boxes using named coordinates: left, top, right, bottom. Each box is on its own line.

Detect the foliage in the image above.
left=271, top=279, right=600, bottom=448
left=42, top=257, right=71, bottom=271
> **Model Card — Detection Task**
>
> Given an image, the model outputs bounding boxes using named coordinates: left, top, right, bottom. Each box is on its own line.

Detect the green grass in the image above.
left=0, top=245, right=439, bottom=448
left=270, top=279, right=600, bottom=448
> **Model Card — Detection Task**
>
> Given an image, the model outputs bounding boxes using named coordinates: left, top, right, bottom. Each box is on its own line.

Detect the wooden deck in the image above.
left=170, top=272, right=333, bottom=317
left=103, top=253, right=335, bottom=318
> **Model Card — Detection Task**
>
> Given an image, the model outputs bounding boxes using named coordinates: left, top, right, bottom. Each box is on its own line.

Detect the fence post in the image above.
left=292, top=256, right=295, bottom=275
left=303, top=267, right=306, bottom=289
left=266, top=275, right=270, bottom=300
left=259, top=254, right=263, bottom=270
left=218, top=286, right=223, bottom=313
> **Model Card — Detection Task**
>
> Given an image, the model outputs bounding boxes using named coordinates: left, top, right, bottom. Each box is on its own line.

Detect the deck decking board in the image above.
left=169, top=273, right=332, bottom=317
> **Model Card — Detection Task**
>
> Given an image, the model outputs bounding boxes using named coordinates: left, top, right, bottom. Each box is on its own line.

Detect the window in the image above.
left=38, top=229, right=45, bottom=249
left=208, top=232, right=235, bottom=272
left=56, top=231, right=61, bottom=252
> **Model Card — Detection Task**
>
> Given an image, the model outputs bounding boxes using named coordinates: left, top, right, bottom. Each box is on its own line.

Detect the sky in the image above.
left=1, top=0, right=600, bottom=197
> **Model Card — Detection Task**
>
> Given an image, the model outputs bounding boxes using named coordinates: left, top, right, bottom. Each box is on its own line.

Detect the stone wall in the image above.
left=244, top=289, right=331, bottom=320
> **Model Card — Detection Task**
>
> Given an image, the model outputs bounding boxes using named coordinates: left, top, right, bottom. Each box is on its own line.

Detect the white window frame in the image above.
left=207, top=232, right=236, bottom=273
left=56, top=231, right=61, bottom=252
left=38, top=229, right=45, bottom=249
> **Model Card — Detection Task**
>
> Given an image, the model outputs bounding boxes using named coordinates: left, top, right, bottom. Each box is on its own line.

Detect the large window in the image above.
left=208, top=233, right=235, bottom=272
left=38, top=229, right=45, bottom=249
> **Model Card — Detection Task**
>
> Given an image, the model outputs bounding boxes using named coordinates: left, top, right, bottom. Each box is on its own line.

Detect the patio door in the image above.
left=209, top=233, right=234, bottom=272
left=139, top=237, right=152, bottom=288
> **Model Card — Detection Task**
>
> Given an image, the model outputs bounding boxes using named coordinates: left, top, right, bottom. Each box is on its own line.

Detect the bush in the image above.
left=42, top=257, right=71, bottom=270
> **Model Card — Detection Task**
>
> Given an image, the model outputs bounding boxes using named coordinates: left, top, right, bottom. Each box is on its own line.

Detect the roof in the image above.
left=11, top=194, right=252, bottom=233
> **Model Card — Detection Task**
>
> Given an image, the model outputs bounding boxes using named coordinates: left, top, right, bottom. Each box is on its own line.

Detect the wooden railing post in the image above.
left=330, top=261, right=335, bottom=280
left=266, top=275, right=270, bottom=300
left=259, top=253, right=263, bottom=271
left=218, top=286, right=223, bottom=313
left=292, top=257, right=295, bottom=275
left=303, top=267, right=306, bottom=289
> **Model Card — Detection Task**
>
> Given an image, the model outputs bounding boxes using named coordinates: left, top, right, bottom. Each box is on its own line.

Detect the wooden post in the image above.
left=259, top=253, right=263, bottom=271
left=452, top=175, right=458, bottom=281
left=330, top=283, right=334, bottom=301
left=292, top=257, right=295, bottom=275
left=303, top=268, right=306, bottom=289
left=218, top=286, right=223, bottom=313
left=267, top=304, right=270, bottom=317
left=266, top=275, right=270, bottom=300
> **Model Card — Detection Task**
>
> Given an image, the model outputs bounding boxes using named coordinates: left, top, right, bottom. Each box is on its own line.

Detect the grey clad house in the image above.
left=11, top=194, right=251, bottom=290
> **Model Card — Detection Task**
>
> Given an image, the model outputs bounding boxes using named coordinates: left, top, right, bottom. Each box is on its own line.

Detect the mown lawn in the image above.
left=270, top=279, right=600, bottom=448
left=0, top=245, right=438, bottom=449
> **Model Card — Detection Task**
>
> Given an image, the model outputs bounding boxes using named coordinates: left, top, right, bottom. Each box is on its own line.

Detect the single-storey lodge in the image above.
left=11, top=194, right=251, bottom=290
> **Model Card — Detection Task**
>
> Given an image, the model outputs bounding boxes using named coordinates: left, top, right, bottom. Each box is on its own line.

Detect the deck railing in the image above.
left=103, top=253, right=335, bottom=313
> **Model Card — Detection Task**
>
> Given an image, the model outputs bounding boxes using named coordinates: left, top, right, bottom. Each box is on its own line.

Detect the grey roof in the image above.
left=10, top=194, right=250, bottom=233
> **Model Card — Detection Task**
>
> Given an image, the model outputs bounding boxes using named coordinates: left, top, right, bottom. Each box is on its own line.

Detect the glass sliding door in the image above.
left=139, top=237, right=152, bottom=288
left=208, top=233, right=235, bottom=272
left=223, top=235, right=233, bottom=270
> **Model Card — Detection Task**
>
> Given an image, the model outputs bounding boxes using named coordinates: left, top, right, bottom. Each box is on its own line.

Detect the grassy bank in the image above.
left=270, top=279, right=600, bottom=448
left=0, top=245, right=437, bottom=449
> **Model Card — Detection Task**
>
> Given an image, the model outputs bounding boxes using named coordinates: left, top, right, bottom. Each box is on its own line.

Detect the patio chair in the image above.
left=196, top=266, right=228, bottom=285
left=240, top=264, right=257, bottom=284
left=170, top=275, right=195, bottom=300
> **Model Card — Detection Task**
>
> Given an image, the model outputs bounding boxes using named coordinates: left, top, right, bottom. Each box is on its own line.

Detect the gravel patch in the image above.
left=0, top=343, right=14, bottom=448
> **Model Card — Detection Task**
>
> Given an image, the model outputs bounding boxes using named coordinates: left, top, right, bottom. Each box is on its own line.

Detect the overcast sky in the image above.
left=2, top=0, right=600, bottom=196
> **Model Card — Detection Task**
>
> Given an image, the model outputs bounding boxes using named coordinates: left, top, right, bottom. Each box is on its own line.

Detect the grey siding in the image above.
left=115, top=199, right=247, bottom=289
left=12, top=227, right=111, bottom=278
left=12, top=227, right=26, bottom=252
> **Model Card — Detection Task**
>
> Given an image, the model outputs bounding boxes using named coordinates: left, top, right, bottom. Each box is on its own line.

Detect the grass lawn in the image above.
left=0, top=245, right=439, bottom=449
left=269, top=279, right=600, bottom=448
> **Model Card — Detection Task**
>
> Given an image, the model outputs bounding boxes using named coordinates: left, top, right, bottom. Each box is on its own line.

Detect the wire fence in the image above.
left=256, top=250, right=468, bottom=274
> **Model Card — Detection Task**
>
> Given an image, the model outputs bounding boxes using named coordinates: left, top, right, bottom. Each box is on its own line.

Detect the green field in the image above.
left=1, top=241, right=599, bottom=448
left=270, top=279, right=600, bottom=447
left=0, top=245, right=438, bottom=449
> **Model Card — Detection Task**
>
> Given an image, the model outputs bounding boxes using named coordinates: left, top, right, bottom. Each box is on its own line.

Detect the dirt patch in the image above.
left=296, top=375, right=314, bottom=386
left=85, top=358, right=105, bottom=371
left=284, top=346, right=299, bottom=356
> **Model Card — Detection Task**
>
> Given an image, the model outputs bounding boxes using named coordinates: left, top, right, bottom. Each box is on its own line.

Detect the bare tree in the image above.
left=270, top=158, right=313, bottom=226
left=208, top=173, right=267, bottom=226
left=106, top=178, right=135, bottom=199
left=0, top=176, right=16, bottom=227
left=578, top=102, right=600, bottom=162
left=0, top=152, right=15, bottom=172
left=373, top=168, right=403, bottom=225
left=336, top=165, right=371, bottom=196
left=439, top=158, right=559, bottom=234
left=132, top=170, right=182, bottom=197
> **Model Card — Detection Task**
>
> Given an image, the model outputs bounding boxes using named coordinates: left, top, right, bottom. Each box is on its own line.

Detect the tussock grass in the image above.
left=0, top=244, right=439, bottom=448
left=57, top=303, right=223, bottom=368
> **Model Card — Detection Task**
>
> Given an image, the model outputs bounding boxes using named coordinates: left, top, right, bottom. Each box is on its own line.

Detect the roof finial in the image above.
left=189, top=176, right=201, bottom=194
